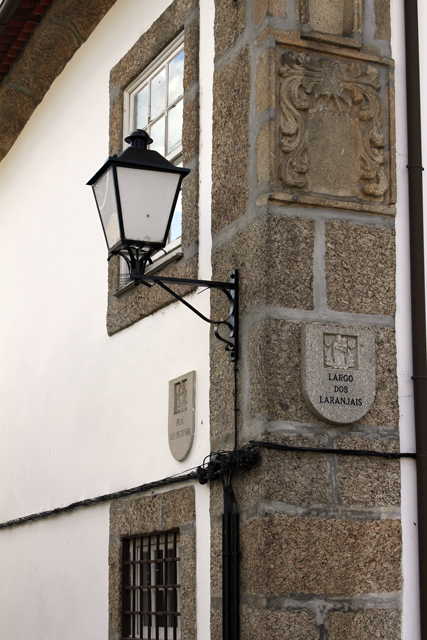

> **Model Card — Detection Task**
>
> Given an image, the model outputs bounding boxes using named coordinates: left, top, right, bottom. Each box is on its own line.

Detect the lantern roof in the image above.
left=87, top=130, right=190, bottom=187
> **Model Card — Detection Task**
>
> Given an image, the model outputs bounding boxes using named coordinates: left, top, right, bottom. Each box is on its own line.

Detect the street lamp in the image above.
left=87, top=129, right=238, bottom=362
left=87, top=129, right=190, bottom=276
left=88, top=128, right=241, bottom=640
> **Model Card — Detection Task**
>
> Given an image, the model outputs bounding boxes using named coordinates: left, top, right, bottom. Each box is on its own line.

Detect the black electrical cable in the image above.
left=0, top=441, right=413, bottom=531
left=234, top=361, right=238, bottom=451
left=0, top=469, right=199, bottom=531
left=250, top=440, right=417, bottom=459
left=0, top=446, right=259, bottom=531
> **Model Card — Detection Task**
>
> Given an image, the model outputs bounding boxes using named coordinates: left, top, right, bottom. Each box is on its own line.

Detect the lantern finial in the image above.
left=124, top=129, right=153, bottom=149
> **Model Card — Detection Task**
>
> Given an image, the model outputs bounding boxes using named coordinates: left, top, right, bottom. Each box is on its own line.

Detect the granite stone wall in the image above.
left=210, top=0, right=400, bottom=638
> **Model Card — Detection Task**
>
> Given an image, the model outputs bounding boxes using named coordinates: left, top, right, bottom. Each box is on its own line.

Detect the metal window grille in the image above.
left=123, top=531, right=181, bottom=640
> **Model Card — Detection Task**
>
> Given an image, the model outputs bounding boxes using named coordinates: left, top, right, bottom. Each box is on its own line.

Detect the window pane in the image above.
left=150, top=116, right=165, bottom=155
left=168, top=50, right=184, bottom=105
left=169, top=192, right=182, bottom=243
left=134, top=84, right=148, bottom=130
left=167, top=99, right=183, bottom=155
left=151, top=68, right=166, bottom=121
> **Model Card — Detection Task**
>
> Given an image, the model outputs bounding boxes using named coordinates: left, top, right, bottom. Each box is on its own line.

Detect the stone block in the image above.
left=232, top=434, right=329, bottom=510
left=0, top=85, right=36, bottom=155
left=108, top=255, right=120, bottom=297
left=161, top=486, right=196, bottom=529
left=210, top=343, right=236, bottom=443
left=254, top=0, right=269, bottom=26
left=108, top=93, right=123, bottom=156
left=256, top=46, right=276, bottom=114
left=183, top=92, right=199, bottom=165
left=180, top=529, right=197, bottom=640
left=257, top=120, right=275, bottom=185
left=249, top=320, right=326, bottom=424
left=269, top=0, right=288, bottom=19
left=241, top=607, right=317, bottom=640
left=108, top=543, right=122, bottom=630
left=357, top=328, right=399, bottom=428
left=211, top=216, right=314, bottom=319
left=268, top=216, right=314, bottom=309
left=183, top=17, right=199, bottom=93
left=210, top=523, right=223, bottom=596
left=110, top=494, right=161, bottom=537
left=52, top=0, right=117, bottom=42
left=211, top=604, right=222, bottom=640
left=329, top=609, right=400, bottom=640
left=374, top=0, right=391, bottom=42
left=214, top=0, right=247, bottom=60
left=210, top=480, right=224, bottom=518
left=10, top=19, right=80, bottom=102
left=211, top=217, right=269, bottom=319
left=106, top=256, right=198, bottom=335
left=181, top=168, right=199, bottom=248
left=325, top=221, right=396, bottom=316
left=308, top=0, right=349, bottom=35
left=240, top=515, right=402, bottom=596
left=337, top=438, right=400, bottom=507
left=254, top=0, right=287, bottom=26
left=212, top=48, right=250, bottom=235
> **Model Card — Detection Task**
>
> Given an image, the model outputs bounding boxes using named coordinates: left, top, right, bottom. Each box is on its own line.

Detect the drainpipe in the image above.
left=404, top=0, right=427, bottom=637
left=222, top=486, right=239, bottom=640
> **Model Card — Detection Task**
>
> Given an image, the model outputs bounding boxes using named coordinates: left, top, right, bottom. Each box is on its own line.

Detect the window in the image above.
left=119, top=35, right=185, bottom=289
left=122, top=531, right=181, bottom=640
left=107, top=0, right=199, bottom=333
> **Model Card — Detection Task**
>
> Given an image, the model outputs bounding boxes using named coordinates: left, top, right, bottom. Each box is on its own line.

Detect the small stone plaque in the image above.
left=168, top=371, right=196, bottom=461
left=301, top=324, right=375, bottom=424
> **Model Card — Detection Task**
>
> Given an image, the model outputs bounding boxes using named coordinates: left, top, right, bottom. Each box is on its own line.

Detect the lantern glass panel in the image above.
left=116, top=166, right=181, bottom=245
left=93, top=167, right=121, bottom=249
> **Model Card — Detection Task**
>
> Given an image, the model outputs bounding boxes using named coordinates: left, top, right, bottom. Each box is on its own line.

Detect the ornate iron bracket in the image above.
left=131, top=269, right=239, bottom=362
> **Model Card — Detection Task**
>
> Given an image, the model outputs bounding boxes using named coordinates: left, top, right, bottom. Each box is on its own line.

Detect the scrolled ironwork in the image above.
left=128, top=268, right=239, bottom=362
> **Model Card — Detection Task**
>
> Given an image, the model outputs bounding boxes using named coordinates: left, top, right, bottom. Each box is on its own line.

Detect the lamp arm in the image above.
left=133, top=270, right=239, bottom=362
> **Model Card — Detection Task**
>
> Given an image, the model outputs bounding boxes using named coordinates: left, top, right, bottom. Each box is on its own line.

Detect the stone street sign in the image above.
left=168, top=371, right=196, bottom=461
left=301, top=324, right=375, bottom=424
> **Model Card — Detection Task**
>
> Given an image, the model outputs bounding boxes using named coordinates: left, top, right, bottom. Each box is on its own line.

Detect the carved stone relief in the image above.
left=168, top=371, right=196, bottom=461
left=278, top=50, right=390, bottom=208
left=301, top=324, right=376, bottom=424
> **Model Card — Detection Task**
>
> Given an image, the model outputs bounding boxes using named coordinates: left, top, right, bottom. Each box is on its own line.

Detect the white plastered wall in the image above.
left=0, top=0, right=214, bottom=637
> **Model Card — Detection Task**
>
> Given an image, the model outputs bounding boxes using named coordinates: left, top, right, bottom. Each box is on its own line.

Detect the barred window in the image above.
left=122, top=531, right=181, bottom=640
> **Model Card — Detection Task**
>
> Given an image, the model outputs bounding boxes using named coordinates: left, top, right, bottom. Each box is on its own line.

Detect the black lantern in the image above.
left=87, top=129, right=190, bottom=275
left=88, top=130, right=239, bottom=363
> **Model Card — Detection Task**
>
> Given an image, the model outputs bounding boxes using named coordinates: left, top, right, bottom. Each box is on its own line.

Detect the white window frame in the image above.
left=118, top=34, right=185, bottom=293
